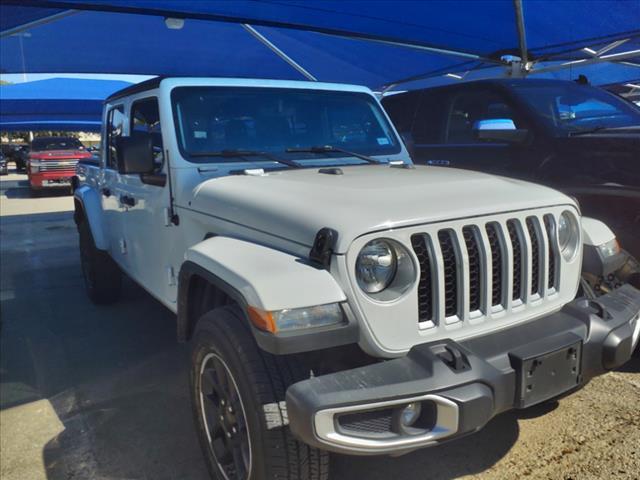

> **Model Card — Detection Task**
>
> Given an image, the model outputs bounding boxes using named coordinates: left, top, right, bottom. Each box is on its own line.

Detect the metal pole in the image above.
left=529, top=49, right=640, bottom=74
left=1, top=10, right=79, bottom=38
left=242, top=24, right=317, bottom=81
left=513, top=0, right=528, bottom=69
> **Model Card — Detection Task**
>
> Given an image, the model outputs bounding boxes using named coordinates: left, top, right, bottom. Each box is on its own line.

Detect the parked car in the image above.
left=14, top=145, right=29, bottom=172
left=382, top=79, right=640, bottom=263
left=0, top=143, right=28, bottom=172
left=27, top=136, right=92, bottom=193
left=0, top=151, right=8, bottom=175
left=74, top=77, right=640, bottom=480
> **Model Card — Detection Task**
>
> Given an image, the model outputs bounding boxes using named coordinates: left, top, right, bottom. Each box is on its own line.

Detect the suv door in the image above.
left=117, top=96, right=177, bottom=303
left=100, top=105, right=130, bottom=269
left=411, top=87, right=529, bottom=176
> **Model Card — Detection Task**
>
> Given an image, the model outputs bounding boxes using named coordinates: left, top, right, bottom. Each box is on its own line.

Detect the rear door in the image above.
left=410, top=86, right=528, bottom=176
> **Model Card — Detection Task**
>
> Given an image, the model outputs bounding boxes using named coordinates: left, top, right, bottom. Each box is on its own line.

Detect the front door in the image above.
left=117, top=96, right=179, bottom=305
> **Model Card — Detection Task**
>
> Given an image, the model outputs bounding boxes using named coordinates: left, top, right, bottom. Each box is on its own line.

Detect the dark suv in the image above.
left=382, top=79, right=640, bottom=259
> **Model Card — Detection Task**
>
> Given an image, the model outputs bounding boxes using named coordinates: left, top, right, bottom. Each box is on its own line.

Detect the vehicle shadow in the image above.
left=617, top=354, right=640, bottom=373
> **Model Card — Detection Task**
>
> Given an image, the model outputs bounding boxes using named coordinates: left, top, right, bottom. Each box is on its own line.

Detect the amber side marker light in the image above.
left=247, top=306, right=277, bottom=333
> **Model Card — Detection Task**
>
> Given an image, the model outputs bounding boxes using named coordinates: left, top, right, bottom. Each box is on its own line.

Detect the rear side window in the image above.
left=106, top=106, right=125, bottom=169
left=130, top=97, right=164, bottom=168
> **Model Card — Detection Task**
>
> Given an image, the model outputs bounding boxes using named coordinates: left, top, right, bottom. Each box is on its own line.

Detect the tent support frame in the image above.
left=241, top=24, right=317, bottom=81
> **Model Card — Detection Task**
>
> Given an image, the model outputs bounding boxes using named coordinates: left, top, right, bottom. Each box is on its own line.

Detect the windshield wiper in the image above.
left=190, top=149, right=301, bottom=168
left=285, top=145, right=383, bottom=164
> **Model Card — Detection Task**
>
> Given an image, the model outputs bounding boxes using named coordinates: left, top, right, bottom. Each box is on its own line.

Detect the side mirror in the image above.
left=473, top=119, right=528, bottom=144
left=117, top=133, right=155, bottom=174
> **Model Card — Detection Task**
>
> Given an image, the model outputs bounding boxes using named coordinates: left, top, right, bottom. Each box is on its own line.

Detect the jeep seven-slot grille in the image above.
left=507, top=220, right=523, bottom=301
left=526, top=217, right=541, bottom=295
left=463, top=226, right=482, bottom=312
left=485, top=223, right=503, bottom=307
left=411, top=214, right=556, bottom=325
left=411, top=235, right=433, bottom=322
left=544, top=215, right=558, bottom=290
left=438, top=230, right=459, bottom=318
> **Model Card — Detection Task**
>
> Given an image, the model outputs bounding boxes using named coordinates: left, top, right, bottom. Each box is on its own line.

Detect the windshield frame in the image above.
left=510, top=82, right=640, bottom=135
left=170, top=86, right=402, bottom=164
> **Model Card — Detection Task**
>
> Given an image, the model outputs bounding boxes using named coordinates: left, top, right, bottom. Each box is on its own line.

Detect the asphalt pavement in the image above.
left=1, top=169, right=639, bottom=480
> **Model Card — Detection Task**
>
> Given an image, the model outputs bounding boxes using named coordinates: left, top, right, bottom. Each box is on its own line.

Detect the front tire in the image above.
left=191, top=306, right=329, bottom=480
left=78, top=219, right=122, bottom=304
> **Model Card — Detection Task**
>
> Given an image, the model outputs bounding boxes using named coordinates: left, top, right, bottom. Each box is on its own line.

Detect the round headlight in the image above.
left=557, top=211, right=580, bottom=261
left=356, top=239, right=397, bottom=293
left=356, top=239, right=416, bottom=299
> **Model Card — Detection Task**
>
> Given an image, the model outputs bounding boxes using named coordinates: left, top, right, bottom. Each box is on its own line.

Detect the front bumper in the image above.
left=29, top=170, right=75, bottom=189
left=286, top=285, right=640, bottom=455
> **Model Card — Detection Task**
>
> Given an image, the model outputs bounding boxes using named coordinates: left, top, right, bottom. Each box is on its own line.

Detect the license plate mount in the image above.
left=44, top=178, right=71, bottom=186
left=510, top=337, right=582, bottom=408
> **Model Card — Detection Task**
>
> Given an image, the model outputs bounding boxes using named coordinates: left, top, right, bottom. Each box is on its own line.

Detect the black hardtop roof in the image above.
left=105, top=77, right=164, bottom=103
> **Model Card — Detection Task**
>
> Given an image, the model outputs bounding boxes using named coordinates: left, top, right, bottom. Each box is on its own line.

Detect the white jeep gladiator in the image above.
left=74, top=77, right=640, bottom=480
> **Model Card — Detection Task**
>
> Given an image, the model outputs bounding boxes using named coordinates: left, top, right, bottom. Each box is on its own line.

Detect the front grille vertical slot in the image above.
left=411, top=234, right=434, bottom=324
left=526, top=217, right=542, bottom=296
left=543, top=214, right=559, bottom=290
left=485, top=223, right=504, bottom=307
left=462, top=226, right=483, bottom=313
left=507, top=220, right=524, bottom=302
left=438, top=230, right=460, bottom=318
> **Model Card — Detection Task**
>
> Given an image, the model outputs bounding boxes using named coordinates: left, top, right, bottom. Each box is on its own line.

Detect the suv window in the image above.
left=445, top=91, right=521, bottom=144
left=106, top=106, right=125, bottom=169
left=130, top=97, right=164, bottom=169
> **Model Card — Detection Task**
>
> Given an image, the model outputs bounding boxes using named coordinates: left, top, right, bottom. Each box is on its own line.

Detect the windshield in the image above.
left=31, top=137, right=84, bottom=151
left=171, top=87, right=400, bottom=163
left=512, top=83, right=640, bottom=134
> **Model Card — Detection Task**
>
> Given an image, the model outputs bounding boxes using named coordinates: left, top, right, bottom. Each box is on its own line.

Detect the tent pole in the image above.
left=242, top=24, right=317, bottom=81
left=512, top=0, right=529, bottom=71
left=530, top=49, right=640, bottom=74
left=1, top=10, right=79, bottom=38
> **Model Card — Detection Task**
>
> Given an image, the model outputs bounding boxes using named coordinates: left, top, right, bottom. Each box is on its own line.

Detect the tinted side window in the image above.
left=382, top=91, right=422, bottom=135
left=106, top=106, right=124, bottom=169
left=412, top=91, right=447, bottom=144
left=445, top=90, right=521, bottom=144
left=130, top=97, right=164, bottom=168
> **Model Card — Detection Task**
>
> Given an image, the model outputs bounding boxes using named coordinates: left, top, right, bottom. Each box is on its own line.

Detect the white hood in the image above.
left=189, top=165, right=574, bottom=253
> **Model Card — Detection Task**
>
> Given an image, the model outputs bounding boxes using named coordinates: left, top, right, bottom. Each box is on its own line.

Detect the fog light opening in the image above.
left=393, top=400, right=438, bottom=435
left=400, top=402, right=422, bottom=427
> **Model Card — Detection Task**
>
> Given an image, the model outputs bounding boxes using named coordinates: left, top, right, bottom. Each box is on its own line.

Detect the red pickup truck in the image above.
left=28, top=136, right=92, bottom=193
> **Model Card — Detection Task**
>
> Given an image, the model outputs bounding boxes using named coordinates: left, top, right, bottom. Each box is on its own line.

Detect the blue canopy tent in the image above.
left=0, top=0, right=638, bottom=92
left=0, top=77, right=131, bottom=131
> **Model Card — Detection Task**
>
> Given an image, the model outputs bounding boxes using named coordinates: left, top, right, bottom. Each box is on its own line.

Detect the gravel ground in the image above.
left=1, top=169, right=639, bottom=480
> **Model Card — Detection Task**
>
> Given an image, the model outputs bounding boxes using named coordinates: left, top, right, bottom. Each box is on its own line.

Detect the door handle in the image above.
left=101, top=187, right=111, bottom=197
left=120, top=195, right=136, bottom=207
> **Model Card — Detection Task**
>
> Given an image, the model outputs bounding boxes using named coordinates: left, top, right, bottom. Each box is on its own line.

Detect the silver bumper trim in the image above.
left=313, top=393, right=459, bottom=454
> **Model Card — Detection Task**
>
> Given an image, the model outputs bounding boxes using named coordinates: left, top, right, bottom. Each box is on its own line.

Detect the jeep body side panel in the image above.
left=184, top=236, right=346, bottom=311
left=74, top=183, right=109, bottom=251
